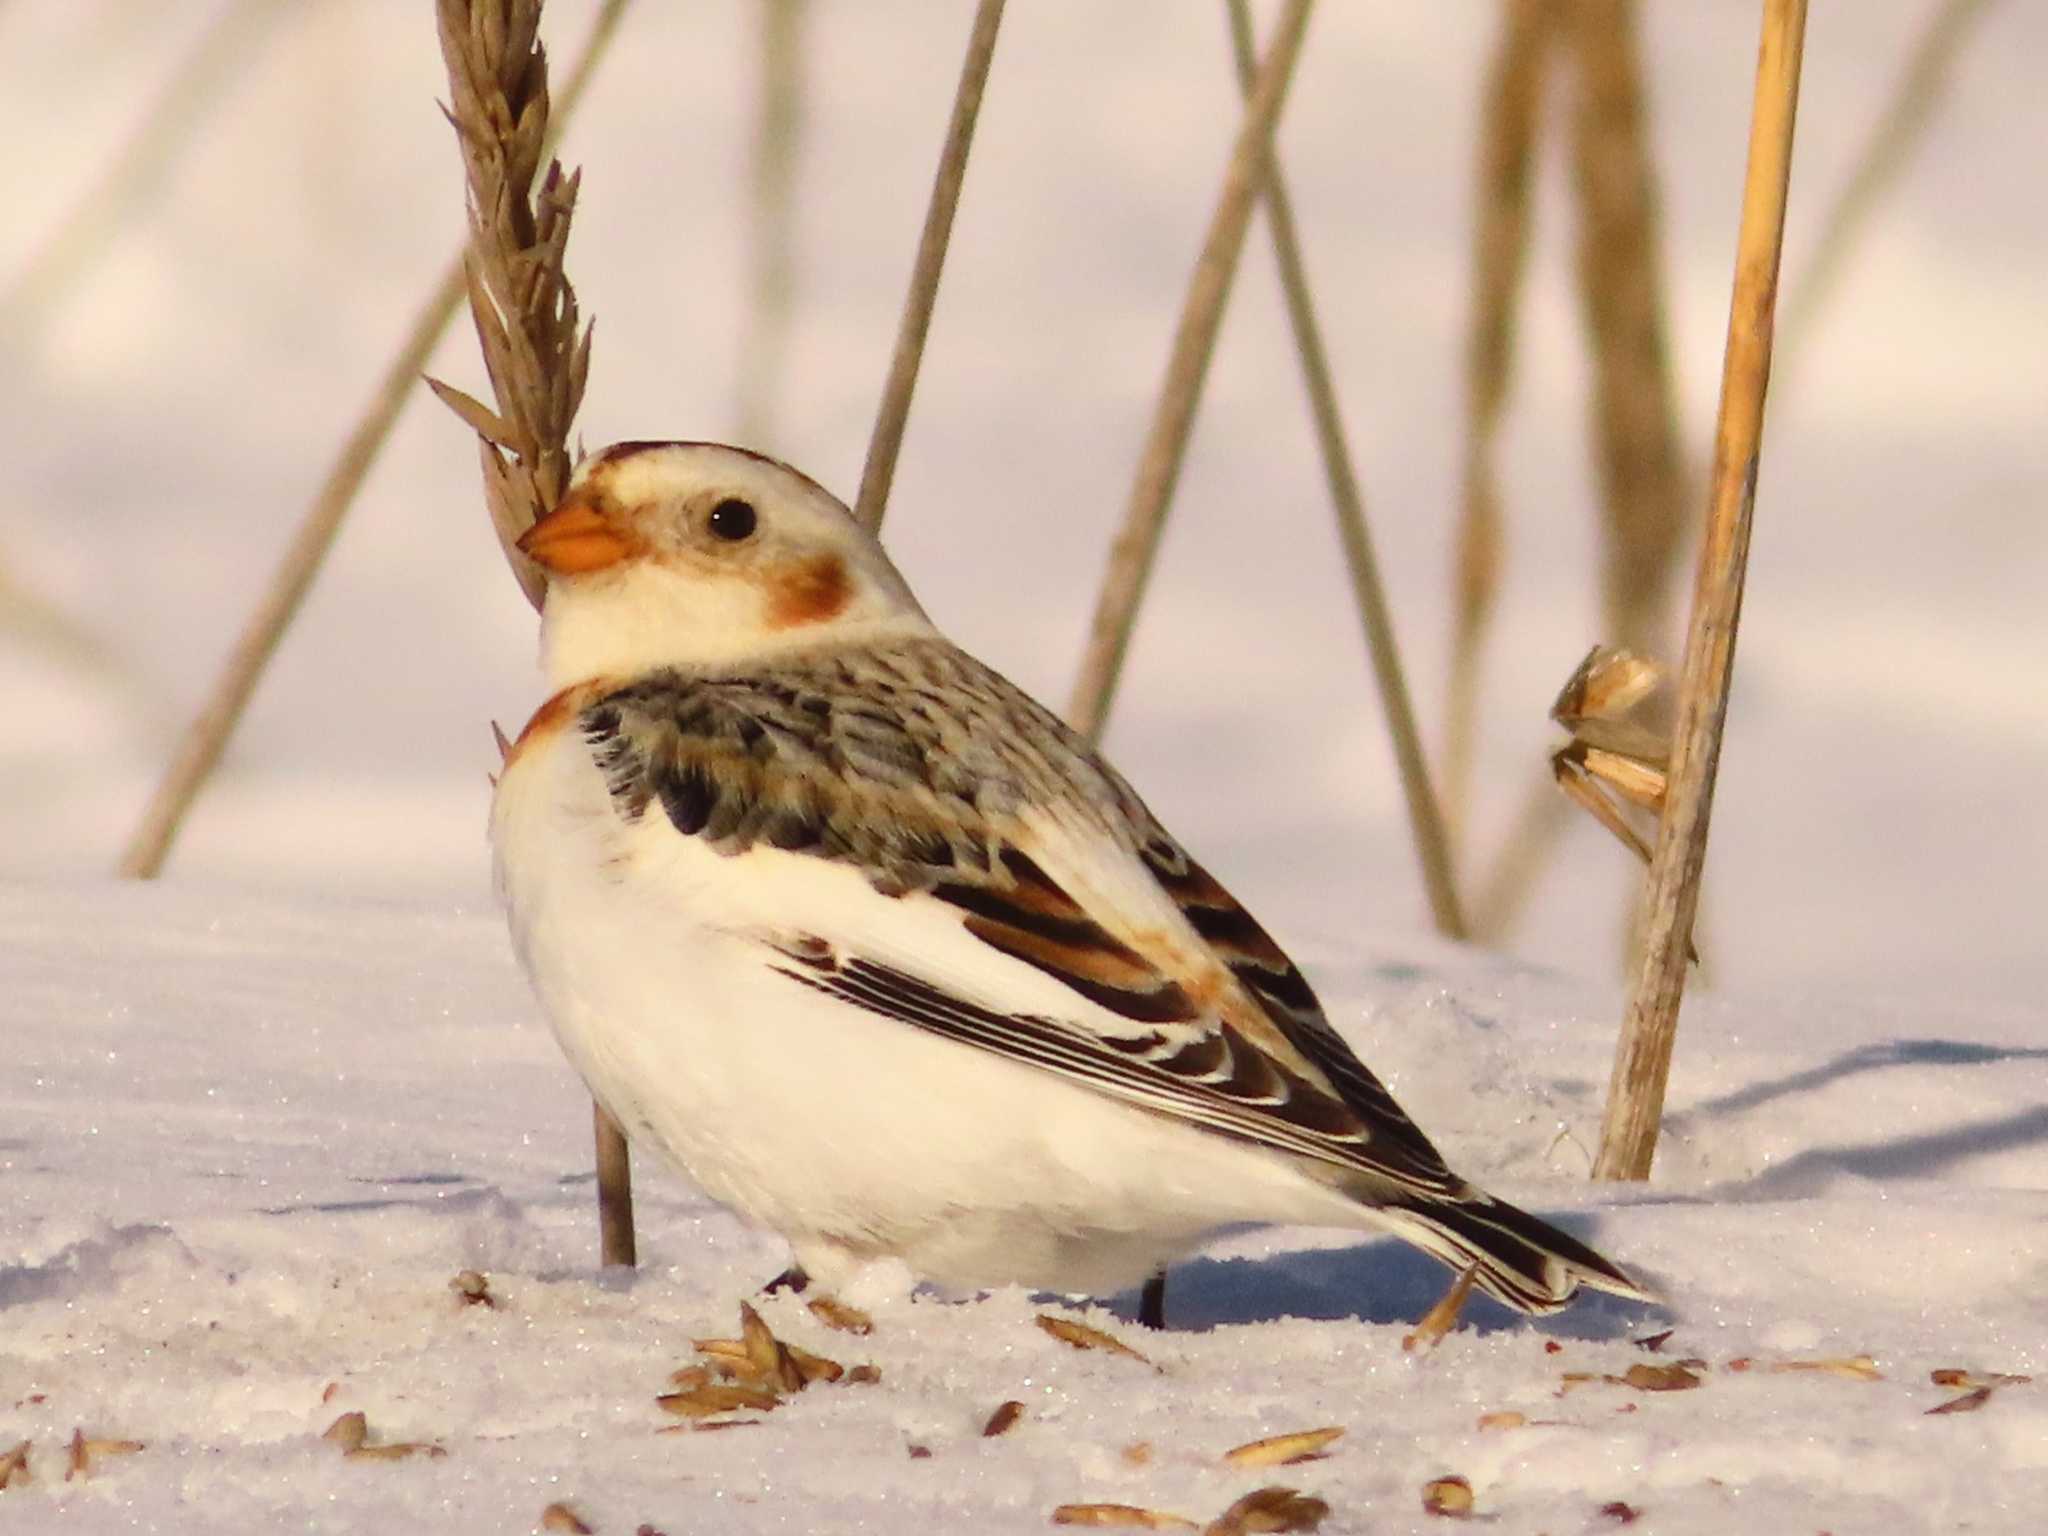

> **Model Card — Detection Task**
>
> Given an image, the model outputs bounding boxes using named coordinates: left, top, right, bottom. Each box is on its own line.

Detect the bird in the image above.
left=490, top=440, right=1650, bottom=1324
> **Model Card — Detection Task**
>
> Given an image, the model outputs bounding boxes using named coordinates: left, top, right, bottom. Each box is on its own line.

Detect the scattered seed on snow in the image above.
left=322, top=1412, right=368, bottom=1452
left=1221, top=1427, right=1344, bottom=1468
left=1925, top=1386, right=1997, bottom=1416
left=1050, top=1502, right=1197, bottom=1530
left=807, top=1297, right=874, bottom=1335
left=1402, top=1265, right=1478, bottom=1354
left=1036, top=1314, right=1153, bottom=1367
left=1420, top=1476, right=1474, bottom=1518
left=1206, top=1484, right=1330, bottom=1533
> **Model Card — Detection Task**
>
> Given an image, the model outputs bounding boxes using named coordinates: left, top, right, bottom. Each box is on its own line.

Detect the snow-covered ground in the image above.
left=5, top=882, right=2044, bottom=1533
left=4, top=2, right=2046, bottom=1531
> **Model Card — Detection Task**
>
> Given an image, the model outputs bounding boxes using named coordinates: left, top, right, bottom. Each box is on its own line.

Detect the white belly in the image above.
left=490, top=728, right=1357, bottom=1294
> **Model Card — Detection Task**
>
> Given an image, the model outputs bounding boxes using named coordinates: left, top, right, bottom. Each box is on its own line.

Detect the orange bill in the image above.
left=518, top=496, right=637, bottom=574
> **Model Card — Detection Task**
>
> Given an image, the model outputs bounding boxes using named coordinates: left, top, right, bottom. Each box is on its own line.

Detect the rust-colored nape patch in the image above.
left=767, top=553, right=851, bottom=629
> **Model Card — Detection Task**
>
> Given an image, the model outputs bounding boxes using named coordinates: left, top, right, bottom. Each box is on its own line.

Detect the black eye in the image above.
left=707, top=497, right=758, bottom=541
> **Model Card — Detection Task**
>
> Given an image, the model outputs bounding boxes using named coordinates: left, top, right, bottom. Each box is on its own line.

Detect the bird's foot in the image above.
left=1138, top=1268, right=1168, bottom=1330
left=762, top=1262, right=811, bottom=1296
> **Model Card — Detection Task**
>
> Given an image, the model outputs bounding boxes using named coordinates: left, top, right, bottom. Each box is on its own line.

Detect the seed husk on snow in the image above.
left=1036, top=1313, right=1154, bottom=1367
left=1420, top=1476, right=1475, bottom=1518
left=1560, top=1363, right=1701, bottom=1395
left=807, top=1296, right=874, bottom=1335
left=540, top=1502, right=594, bottom=1533
left=1, top=1441, right=32, bottom=1491
left=1930, top=1368, right=2031, bottom=1390
left=1207, top=1484, right=1330, bottom=1533
left=659, top=1300, right=873, bottom=1425
left=655, top=1383, right=781, bottom=1420
left=1776, top=1356, right=1882, bottom=1381
left=450, top=1269, right=498, bottom=1308
left=1221, top=1427, right=1344, bottom=1469
left=692, top=1338, right=754, bottom=1368
left=787, top=1344, right=845, bottom=1385
left=1925, top=1386, right=1996, bottom=1416
left=322, top=1409, right=443, bottom=1461
left=983, top=1400, right=1026, bottom=1437
left=1051, top=1504, right=1197, bottom=1530
left=322, top=1412, right=369, bottom=1452
left=1621, top=1363, right=1703, bottom=1392
left=1598, top=1500, right=1642, bottom=1523
left=1475, top=1411, right=1527, bottom=1432
left=1403, top=1265, right=1479, bottom=1354
left=345, top=1441, right=447, bottom=1462
left=64, top=1429, right=145, bottom=1481
left=738, top=1301, right=805, bottom=1392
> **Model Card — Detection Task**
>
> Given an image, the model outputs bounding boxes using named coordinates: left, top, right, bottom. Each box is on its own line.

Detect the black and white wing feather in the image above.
left=577, top=638, right=1647, bottom=1312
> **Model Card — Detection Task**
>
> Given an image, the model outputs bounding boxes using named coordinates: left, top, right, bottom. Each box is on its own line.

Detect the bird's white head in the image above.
left=518, top=441, right=932, bottom=685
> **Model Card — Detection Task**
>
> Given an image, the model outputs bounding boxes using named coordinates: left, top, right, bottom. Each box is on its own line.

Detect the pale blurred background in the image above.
left=3, top=1, right=2042, bottom=1006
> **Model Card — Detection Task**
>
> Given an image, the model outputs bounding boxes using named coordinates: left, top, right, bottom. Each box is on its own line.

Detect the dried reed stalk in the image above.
left=432, top=0, right=635, bottom=1260
left=1443, top=0, right=1558, bottom=845
left=0, top=0, right=283, bottom=337
left=1468, top=777, right=1570, bottom=938
left=0, top=557, right=135, bottom=705
left=115, top=0, right=630, bottom=882
left=1593, top=0, right=1808, bottom=1181
left=1778, top=0, right=1999, bottom=374
left=1566, top=0, right=1686, bottom=652
left=853, top=0, right=1007, bottom=532
left=1470, top=0, right=1688, bottom=945
left=433, top=0, right=591, bottom=604
left=1066, top=0, right=1318, bottom=742
left=1222, top=0, right=1465, bottom=939
left=734, top=0, right=808, bottom=447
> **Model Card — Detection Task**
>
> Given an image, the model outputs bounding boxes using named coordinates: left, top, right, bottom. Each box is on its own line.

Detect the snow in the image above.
left=5, top=882, right=2045, bottom=1533
left=4, top=1, right=2047, bottom=1531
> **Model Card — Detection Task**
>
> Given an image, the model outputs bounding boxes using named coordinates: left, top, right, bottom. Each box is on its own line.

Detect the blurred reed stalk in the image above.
left=0, top=0, right=282, bottom=339
left=1594, top=0, right=1808, bottom=1182
left=734, top=0, right=808, bottom=448
left=430, top=0, right=637, bottom=1263
left=1777, top=0, right=2000, bottom=377
left=1443, top=0, right=1557, bottom=853
left=853, top=0, right=1007, bottom=532
left=1469, top=0, right=1689, bottom=944
left=1221, top=0, right=1465, bottom=940
left=115, top=0, right=630, bottom=883
left=1568, top=1, right=1686, bottom=666
left=1067, top=0, right=1317, bottom=743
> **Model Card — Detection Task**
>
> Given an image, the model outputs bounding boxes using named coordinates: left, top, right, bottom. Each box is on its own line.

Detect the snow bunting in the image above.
left=491, top=441, right=1649, bottom=1317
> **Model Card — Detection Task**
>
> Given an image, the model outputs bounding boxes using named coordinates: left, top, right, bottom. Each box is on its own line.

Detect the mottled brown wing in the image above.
left=1135, top=836, right=1459, bottom=1188
left=578, top=656, right=1461, bottom=1194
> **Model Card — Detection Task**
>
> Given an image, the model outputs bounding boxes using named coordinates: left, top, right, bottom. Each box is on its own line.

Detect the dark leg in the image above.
left=763, top=1262, right=811, bottom=1295
left=1138, top=1268, right=1168, bottom=1330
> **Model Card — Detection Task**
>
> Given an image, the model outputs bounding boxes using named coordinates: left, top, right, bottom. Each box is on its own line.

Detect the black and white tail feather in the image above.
left=1365, top=1187, right=1649, bottom=1314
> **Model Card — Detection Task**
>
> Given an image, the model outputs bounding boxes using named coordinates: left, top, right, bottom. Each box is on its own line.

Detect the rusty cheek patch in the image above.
left=765, top=554, right=851, bottom=629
